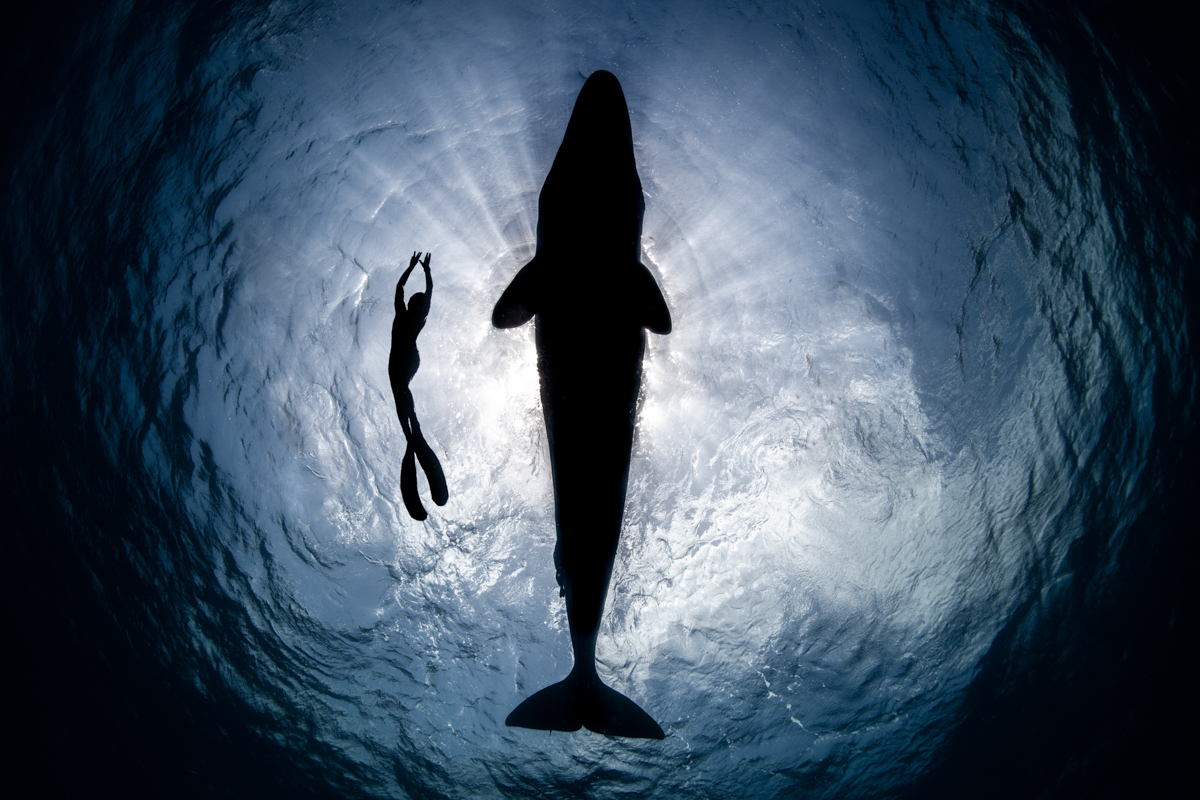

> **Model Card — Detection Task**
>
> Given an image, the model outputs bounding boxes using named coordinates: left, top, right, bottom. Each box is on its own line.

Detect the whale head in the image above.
left=536, top=71, right=644, bottom=258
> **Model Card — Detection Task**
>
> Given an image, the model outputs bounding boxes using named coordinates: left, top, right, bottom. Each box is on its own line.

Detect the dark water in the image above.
left=3, top=1, right=1194, bottom=797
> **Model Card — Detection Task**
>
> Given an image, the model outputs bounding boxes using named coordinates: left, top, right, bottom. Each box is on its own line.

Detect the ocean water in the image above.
left=3, top=1, right=1194, bottom=798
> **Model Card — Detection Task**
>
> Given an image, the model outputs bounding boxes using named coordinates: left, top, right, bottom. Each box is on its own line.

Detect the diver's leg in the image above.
left=388, top=363, right=408, bottom=426
left=399, top=409, right=427, bottom=521
left=396, top=389, right=427, bottom=521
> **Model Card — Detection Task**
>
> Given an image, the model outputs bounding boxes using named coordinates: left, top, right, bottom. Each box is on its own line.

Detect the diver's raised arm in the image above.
left=421, top=252, right=432, bottom=302
left=399, top=251, right=421, bottom=287
left=396, top=252, right=421, bottom=309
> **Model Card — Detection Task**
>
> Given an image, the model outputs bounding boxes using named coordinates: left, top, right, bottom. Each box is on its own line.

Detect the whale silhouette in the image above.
left=493, top=71, right=670, bottom=739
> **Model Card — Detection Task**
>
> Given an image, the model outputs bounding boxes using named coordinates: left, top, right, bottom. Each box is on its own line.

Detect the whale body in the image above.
left=493, top=70, right=670, bottom=739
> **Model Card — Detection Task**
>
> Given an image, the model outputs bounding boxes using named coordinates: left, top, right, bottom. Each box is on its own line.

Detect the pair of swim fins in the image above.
left=400, top=434, right=447, bottom=521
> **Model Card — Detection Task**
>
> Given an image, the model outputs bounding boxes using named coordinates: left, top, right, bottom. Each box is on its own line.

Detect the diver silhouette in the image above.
left=493, top=71, right=670, bottom=739
left=389, top=251, right=448, bottom=521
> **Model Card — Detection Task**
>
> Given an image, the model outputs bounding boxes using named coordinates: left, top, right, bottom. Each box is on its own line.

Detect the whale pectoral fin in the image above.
left=636, top=262, right=671, bottom=335
left=507, top=677, right=665, bottom=740
left=493, top=256, right=542, bottom=328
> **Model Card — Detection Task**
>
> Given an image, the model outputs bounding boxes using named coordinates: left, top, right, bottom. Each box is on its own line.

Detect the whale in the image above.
left=493, top=70, right=670, bottom=739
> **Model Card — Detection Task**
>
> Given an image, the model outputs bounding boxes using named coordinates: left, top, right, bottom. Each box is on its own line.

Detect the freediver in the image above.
left=389, top=251, right=448, bottom=521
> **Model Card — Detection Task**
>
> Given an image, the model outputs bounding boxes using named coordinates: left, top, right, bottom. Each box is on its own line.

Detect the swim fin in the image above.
left=400, top=444, right=427, bottom=521
left=414, top=436, right=448, bottom=507
left=506, top=673, right=664, bottom=739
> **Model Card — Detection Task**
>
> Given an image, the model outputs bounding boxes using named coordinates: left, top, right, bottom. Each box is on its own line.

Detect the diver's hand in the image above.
left=409, top=251, right=422, bottom=269
left=422, top=252, right=431, bottom=271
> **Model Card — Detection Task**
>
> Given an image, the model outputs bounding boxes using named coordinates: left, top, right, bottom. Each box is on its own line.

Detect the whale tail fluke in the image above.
left=506, top=675, right=665, bottom=739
